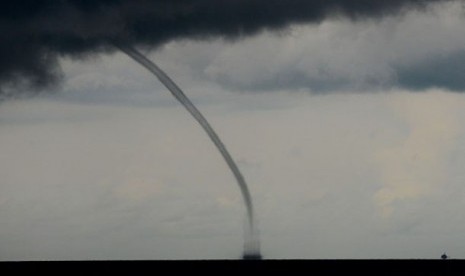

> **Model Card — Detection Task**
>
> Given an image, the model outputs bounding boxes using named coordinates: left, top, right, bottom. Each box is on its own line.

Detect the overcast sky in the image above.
left=2, top=1, right=465, bottom=260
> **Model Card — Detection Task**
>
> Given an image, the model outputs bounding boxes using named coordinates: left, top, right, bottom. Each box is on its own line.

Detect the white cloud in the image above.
left=374, top=90, right=465, bottom=218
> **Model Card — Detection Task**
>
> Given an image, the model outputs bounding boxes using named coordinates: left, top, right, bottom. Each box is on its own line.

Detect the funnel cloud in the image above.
left=116, top=43, right=260, bottom=258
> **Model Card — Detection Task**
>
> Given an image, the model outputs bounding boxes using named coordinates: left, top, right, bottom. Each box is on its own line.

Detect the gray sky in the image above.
left=2, top=1, right=465, bottom=260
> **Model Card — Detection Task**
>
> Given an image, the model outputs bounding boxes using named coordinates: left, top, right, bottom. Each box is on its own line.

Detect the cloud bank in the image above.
left=0, top=0, right=451, bottom=97
left=201, top=2, right=465, bottom=92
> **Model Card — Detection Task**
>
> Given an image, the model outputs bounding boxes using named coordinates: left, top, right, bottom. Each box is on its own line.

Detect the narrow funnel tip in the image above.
left=242, top=253, right=262, bottom=260
left=243, top=219, right=261, bottom=260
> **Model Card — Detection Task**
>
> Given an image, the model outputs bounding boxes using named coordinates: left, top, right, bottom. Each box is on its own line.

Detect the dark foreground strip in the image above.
left=1, top=260, right=462, bottom=275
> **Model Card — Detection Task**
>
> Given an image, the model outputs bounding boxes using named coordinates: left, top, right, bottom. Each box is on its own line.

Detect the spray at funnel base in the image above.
left=115, top=42, right=260, bottom=259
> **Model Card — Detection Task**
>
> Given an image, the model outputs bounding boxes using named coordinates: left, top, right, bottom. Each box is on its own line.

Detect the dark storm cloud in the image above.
left=0, top=0, right=450, bottom=96
left=395, top=51, right=465, bottom=91
left=209, top=51, right=465, bottom=93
